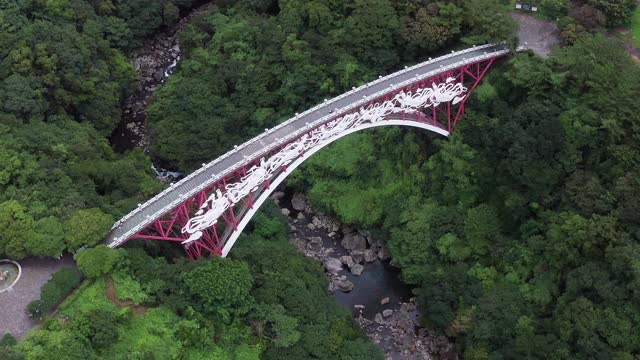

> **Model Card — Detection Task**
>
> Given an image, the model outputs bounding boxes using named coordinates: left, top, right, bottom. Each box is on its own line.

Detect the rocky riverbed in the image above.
left=273, top=190, right=456, bottom=360
left=110, top=1, right=217, bottom=153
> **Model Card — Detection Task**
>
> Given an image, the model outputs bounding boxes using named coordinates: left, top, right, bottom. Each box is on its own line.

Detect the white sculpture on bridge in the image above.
left=181, top=79, right=468, bottom=244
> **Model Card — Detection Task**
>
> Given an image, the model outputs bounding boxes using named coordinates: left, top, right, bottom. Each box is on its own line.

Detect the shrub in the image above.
left=35, top=268, right=83, bottom=317
left=26, top=300, right=48, bottom=321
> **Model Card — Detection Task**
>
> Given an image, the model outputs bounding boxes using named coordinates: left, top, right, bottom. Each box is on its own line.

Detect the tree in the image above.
left=26, top=300, right=48, bottom=321
left=72, top=309, right=120, bottom=350
left=75, top=245, right=120, bottom=278
left=26, top=217, right=66, bottom=258
left=184, top=258, right=254, bottom=320
left=64, top=208, right=114, bottom=251
left=461, top=0, right=517, bottom=46
left=251, top=303, right=301, bottom=348
left=342, top=0, right=400, bottom=70
left=0, top=200, right=35, bottom=259
left=400, top=3, right=463, bottom=56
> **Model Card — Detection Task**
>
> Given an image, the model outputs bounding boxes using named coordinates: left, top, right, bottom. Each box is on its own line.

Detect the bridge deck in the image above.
left=107, top=43, right=510, bottom=248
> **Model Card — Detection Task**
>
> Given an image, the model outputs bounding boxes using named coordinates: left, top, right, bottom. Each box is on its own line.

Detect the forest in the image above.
left=1, top=0, right=639, bottom=359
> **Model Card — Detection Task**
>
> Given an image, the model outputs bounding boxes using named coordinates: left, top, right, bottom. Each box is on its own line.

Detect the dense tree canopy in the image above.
left=0, top=0, right=176, bottom=259
left=292, top=34, right=640, bottom=358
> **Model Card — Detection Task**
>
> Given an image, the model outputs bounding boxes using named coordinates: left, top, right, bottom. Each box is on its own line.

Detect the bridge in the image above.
left=106, top=43, right=511, bottom=259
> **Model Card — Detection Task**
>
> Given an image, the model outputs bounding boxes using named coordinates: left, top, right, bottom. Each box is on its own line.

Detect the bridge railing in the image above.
left=108, top=43, right=510, bottom=247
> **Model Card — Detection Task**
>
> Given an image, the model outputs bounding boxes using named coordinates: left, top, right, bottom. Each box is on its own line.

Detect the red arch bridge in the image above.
left=106, top=43, right=511, bottom=259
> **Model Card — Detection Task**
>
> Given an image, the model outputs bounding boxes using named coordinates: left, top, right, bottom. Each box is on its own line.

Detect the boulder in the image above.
left=328, top=232, right=336, bottom=238
left=354, top=304, right=365, bottom=309
left=340, top=255, right=355, bottom=268
left=350, top=264, right=365, bottom=276
left=374, top=313, right=384, bottom=324
left=383, top=309, right=393, bottom=318
left=297, top=212, right=306, bottom=220
left=291, top=193, right=307, bottom=211
left=335, top=279, right=354, bottom=292
left=307, top=223, right=316, bottom=230
left=342, top=224, right=355, bottom=234
left=312, top=216, right=322, bottom=228
left=324, top=258, right=343, bottom=274
left=270, top=191, right=285, bottom=200
left=341, top=233, right=367, bottom=252
left=288, top=225, right=297, bottom=232
left=377, top=245, right=391, bottom=260
left=380, top=297, right=390, bottom=305
left=307, top=237, right=322, bottom=253
left=364, top=249, right=377, bottom=263
left=281, top=208, right=291, bottom=216
left=289, top=238, right=306, bottom=252
left=351, top=250, right=365, bottom=264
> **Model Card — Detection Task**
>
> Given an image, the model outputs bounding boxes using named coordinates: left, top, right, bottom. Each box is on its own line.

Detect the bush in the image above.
left=36, top=268, right=83, bottom=317
left=0, top=333, right=17, bottom=347
left=26, top=300, right=48, bottom=321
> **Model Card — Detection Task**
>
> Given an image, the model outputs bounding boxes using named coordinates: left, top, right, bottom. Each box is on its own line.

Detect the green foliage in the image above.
left=0, top=0, right=172, bottom=260
left=184, top=257, right=255, bottom=320
left=26, top=300, right=48, bottom=321
left=39, top=268, right=83, bottom=311
left=71, top=309, right=120, bottom=350
left=75, top=245, right=120, bottom=278
left=64, top=209, right=114, bottom=251
left=0, top=200, right=35, bottom=259
left=58, top=277, right=117, bottom=316
left=112, top=270, right=149, bottom=305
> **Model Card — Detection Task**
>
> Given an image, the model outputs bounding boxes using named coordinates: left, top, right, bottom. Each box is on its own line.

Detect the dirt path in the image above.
left=511, top=13, right=561, bottom=57
left=0, top=255, right=76, bottom=339
left=104, top=276, right=149, bottom=315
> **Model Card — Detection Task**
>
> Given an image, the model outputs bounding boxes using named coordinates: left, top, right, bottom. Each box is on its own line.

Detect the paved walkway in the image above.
left=0, top=255, right=75, bottom=339
left=511, top=13, right=561, bottom=57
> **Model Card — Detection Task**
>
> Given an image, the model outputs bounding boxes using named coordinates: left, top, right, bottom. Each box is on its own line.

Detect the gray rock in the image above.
left=340, top=255, right=355, bottom=268
left=375, top=313, right=385, bottom=324
left=377, top=245, right=391, bottom=260
left=312, top=216, right=322, bottom=227
left=297, top=212, right=306, bottom=220
left=351, top=250, right=365, bottom=264
left=281, top=208, right=291, bottom=216
left=383, top=309, right=393, bottom=317
left=288, top=225, right=297, bottom=232
left=307, top=223, right=316, bottom=230
left=289, top=238, right=306, bottom=252
left=324, top=258, right=343, bottom=274
left=342, top=224, right=355, bottom=234
left=341, top=233, right=367, bottom=251
left=354, top=304, right=365, bottom=309
left=328, top=231, right=336, bottom=238
left=307, top=237, right=322, bottom=253
left=131, top=102, right=144, bottom=112
left=335, top=279, right=354, bottom=292
left=271, top=191, right=285, bottom=200
left=350, top=264, right=365, bottom=276
left=291, top=192, right=307, bottom=211
left=364, top=249, right=377, bottom=263
left=380, top=297, right=390, bottom=305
